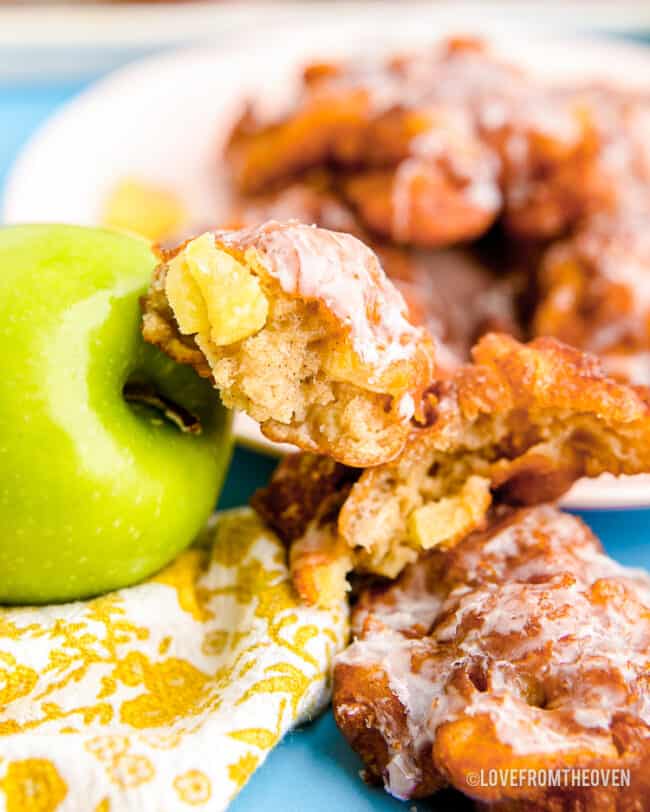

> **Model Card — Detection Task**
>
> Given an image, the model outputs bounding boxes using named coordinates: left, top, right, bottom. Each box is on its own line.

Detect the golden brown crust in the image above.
left=250, top=453, right=359, bottom=543
left=341, top=158, right=499, bottom=248
left=487, top=91, right=615, bottom=240
left=333, top=505, right=650, bottom=807
left=334, top=662, right=447, bottom=798
left=501, top=84, right=650, bottom=241
left=339, top=332, right=650, bottom=571
left=141, top=262, right=211, bottom=377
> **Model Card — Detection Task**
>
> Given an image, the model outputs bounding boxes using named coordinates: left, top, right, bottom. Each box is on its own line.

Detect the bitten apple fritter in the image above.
left=253, top=333, right=650, bottom=606
left=141, top=220, right=435, bottom=466
left=333, top=504, right=650, bottom=808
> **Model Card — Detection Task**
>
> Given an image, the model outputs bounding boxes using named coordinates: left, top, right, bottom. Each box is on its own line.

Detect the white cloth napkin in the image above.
left=0, top=508, right=348, bottom=812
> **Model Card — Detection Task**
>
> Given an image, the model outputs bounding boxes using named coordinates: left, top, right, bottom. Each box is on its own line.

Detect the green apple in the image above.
left=0, top=224, right=232, bottom=604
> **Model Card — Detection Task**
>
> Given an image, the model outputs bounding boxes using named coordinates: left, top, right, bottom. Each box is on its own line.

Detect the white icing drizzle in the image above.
left=392, top=158, right=422, bottom=243
left=217, top=220, right=430, bottom=382
left=339, top=630, right=442, bottom=800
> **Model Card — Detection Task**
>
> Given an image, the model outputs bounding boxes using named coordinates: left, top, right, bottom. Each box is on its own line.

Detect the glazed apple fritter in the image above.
left=224, top=38, right=650, bottom=248
left=253, top=333, right=650, bottom=606
left=141, top=220, right=435, bottom=467
left=225, top=39, right=505, bottom=247
left=333, top=504, right=650, bottom=809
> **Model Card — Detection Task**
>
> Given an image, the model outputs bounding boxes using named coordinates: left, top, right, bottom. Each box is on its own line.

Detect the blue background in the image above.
left=1, top=75, right=649, bottom=812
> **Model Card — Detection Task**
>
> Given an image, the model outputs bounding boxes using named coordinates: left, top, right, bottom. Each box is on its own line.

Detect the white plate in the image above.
left=4, top=15, right=650, bottom=508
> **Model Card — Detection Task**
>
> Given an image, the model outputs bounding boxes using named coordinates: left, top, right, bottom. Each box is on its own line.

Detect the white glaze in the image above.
left=217, top=220, right=427, bottom=381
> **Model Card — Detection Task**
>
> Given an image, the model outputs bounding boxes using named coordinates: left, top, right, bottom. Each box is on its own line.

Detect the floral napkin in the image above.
left=0, top=509, right=348, bottom=812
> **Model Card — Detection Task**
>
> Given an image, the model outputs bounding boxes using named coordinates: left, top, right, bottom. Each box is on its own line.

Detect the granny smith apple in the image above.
left=0, top=224, right=232, bottom=604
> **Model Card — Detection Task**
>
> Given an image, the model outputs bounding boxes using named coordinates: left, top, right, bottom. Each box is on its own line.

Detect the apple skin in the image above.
left=0, top=224, right=232, bottom=604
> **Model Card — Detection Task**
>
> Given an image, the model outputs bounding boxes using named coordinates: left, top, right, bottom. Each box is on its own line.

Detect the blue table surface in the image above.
left=2, top=76, right=650, bottom=812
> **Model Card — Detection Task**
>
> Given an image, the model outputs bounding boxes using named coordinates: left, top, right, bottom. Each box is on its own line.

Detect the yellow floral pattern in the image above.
left=0, top=509, right=348, bottom=811
left=0, top=759, right=67, bottom=812
left=173, top=770, right=211, bottom=806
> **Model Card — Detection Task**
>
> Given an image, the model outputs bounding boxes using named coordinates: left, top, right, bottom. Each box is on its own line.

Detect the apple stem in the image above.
left=123, top=382, right=202, bottom=434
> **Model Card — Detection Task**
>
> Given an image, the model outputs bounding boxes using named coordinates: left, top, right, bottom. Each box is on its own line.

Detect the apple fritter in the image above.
left=224, top=38, right=650, bottom=248
left=253, top=333, right=650, bottom=606
left=224, top=39, right=509, bottom=247
left=141, top=220, right=435, bottom=466
left=333, top=504, right=650, bottom=807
